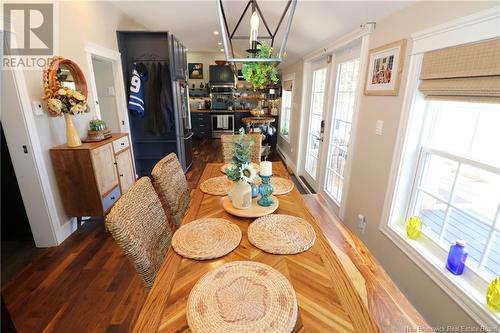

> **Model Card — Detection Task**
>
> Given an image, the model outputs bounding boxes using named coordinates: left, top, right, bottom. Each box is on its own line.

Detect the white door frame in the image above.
left=301, top=58, right=330, bottom=192
left=84, top=41, right=136, bottom=169
left=2, top=25, right=62, bottom=246
left=84, top=41, right=130, bottom=132
left=296, top=24, right=374, bottom=219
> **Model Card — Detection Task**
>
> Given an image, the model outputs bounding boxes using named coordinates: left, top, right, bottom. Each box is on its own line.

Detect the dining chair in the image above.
left=105, top=177, right=173, bottom=289
left=221, top=133, right=262, bottom=164
left=151, top=153, right=190, bottom=229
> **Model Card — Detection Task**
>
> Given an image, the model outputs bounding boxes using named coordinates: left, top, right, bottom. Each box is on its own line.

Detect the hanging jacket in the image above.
left=159, top=62, right=174, bottom=133
left=128, top=63, right=148, bottom=116
left=147, top=62, right=166, bottom=135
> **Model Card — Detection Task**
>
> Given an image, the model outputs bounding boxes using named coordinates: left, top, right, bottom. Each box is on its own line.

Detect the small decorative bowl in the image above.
left=250, top=108, right=264, bottom=117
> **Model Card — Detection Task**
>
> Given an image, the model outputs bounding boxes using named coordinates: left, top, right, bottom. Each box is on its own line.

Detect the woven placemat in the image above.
left=187, top=261, right=298, bottom=333
left=172, top=219, right=242, bottom=260
left=255, top=177, right=294, bottom=195
left=220, top=162, right=260, bottom=174
left=200, top=176, right=234, bottom=196
left=248, top=214, right=316, bottom=254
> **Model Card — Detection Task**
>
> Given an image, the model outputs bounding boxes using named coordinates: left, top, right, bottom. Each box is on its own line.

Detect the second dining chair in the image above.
left=221, top=133, right=263, bottom=164
left=151, top=153, right=190, bottom=229
left=105, top=177, right=173, bottom=289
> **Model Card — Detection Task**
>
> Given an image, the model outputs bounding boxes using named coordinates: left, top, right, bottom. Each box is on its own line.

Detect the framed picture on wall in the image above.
left=188, top=63, right=203, bottom=79
left=364, top=39, right=406, bottom=96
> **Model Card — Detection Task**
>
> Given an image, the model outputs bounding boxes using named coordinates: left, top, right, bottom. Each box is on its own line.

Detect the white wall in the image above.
left=282, top=0, right=499, bottom=327
left=16, top=1, right=144, bottom=244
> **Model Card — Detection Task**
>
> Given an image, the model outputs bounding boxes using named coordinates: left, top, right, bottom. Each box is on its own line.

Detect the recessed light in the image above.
left=220, top=48, right=224, bottom=52
left=213, top=31, right=219, bottom=35
left=218, top=42, right=222, bottom=45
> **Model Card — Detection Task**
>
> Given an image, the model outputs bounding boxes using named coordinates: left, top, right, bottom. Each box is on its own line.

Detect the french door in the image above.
left=303, top=60, right=329, bottom=189
left=300, top=43, right=362, bottom=215
left=324, top=58, right=360, bottom=206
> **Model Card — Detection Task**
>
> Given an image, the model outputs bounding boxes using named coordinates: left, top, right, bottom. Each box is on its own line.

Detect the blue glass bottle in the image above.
left=446, top=240, right=468, bottom=275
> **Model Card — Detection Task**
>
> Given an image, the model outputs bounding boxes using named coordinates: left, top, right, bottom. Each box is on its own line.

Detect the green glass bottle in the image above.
left=406, top=216, right=422, bottom=240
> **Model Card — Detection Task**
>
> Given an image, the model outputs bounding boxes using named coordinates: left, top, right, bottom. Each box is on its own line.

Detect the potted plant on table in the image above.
left=225, top=129, right=257, bottom=209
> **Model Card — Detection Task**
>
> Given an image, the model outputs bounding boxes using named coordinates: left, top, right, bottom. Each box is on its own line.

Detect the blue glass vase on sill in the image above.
left=446, top=240, right=468, bottom=275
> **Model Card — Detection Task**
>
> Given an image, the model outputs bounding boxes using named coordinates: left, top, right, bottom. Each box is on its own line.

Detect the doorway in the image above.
left=299, top=40, right=364, bottom=217
left=91, top=57, right=121, bottom=132
left=302, top=58, right=330, bottom=190
left=1, top=124, right=46, bottom=286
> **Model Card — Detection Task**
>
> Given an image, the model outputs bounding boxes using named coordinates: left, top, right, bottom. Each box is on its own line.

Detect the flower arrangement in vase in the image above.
left=45, top=86, right=88, bottom=147
left=225, top=129, right=257, bottom=209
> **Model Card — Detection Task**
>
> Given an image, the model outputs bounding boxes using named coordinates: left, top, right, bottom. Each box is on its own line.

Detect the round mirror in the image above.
left=44, top=56, right=88, bottom=100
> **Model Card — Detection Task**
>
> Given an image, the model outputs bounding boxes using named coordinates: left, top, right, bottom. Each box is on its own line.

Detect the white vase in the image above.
left=229, top=180, right=252, bottom=209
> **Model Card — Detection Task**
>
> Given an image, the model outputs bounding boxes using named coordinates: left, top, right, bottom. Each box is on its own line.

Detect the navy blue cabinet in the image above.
left=191, top=112, right=211, bottom=138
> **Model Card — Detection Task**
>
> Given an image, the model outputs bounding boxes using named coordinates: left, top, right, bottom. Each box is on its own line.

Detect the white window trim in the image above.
left=279, top=73, right=295, bottom=144
left=379, top=7, right=500, bottom=328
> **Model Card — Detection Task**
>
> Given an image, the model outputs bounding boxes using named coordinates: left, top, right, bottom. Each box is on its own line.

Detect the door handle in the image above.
left=312, top=134, right=323, bottom=142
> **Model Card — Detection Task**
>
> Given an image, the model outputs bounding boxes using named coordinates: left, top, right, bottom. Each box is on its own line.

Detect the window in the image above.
left=280, top=79, right=293, bottom=141
left=324, top=58, right=360, bottom=203
left=408, top=100, right=500, bottom=279
left=380, top=13, right=500, bottom=327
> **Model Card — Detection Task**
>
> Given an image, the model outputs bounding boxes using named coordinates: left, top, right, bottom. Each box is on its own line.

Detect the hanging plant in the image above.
left=242, top=42, right=280, bottom=90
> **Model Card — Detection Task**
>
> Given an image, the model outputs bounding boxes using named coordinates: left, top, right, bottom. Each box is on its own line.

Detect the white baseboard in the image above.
left=276, top=146, right=297, bottom=174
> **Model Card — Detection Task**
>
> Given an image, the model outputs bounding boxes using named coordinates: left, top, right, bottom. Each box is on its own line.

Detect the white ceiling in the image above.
left=113, top=1, right=414, bottom=64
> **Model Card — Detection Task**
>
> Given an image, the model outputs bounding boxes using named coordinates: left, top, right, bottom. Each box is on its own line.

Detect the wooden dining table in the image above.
left=133, top=162, right=429, bottom=333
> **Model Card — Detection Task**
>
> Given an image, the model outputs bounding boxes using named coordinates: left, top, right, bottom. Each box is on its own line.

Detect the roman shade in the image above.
left=283, top=80, right=293, bottom=91
left=419, top=38, right=500, bottom=102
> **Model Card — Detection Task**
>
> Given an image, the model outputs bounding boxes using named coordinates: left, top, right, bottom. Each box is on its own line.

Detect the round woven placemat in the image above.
left=248, top=214, right=316, bottom=254
left=220, top=162, right=260, bottom=174
left=172, top=218, right=242, bottom=260
left=255, top=177, right=294, bottom=195
left=200, top=176, right=234, bottom=196
left=187, top=261, right=298, bottom=333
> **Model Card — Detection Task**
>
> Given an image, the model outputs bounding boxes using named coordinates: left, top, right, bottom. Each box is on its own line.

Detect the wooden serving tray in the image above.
left=222, top=195, right=279, bottom=218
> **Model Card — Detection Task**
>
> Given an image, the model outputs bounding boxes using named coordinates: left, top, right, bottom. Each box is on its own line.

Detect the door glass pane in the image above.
left=324, top=59, right=360, bottom=203
left=305, top=67, right=327, bottom=179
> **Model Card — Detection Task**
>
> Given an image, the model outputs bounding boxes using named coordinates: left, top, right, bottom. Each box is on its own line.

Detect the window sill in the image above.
left=379, top=223, right=499, bottom=328
left=279, top=133, right=290, bottom=144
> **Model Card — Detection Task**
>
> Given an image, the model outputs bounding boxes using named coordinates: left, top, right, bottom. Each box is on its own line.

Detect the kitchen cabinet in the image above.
left=191, top=112, right=212, bottom=138
left=50, top=133, right=136, bottom=232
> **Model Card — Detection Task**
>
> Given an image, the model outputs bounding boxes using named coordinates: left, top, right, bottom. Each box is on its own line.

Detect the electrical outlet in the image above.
left=357, top=214, right=367, bottom=235
left=32, top=101, right=44, bottom=116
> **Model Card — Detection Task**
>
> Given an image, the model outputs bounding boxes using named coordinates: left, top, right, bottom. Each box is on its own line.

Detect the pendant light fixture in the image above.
left=216, top=0, right=297, bottom=63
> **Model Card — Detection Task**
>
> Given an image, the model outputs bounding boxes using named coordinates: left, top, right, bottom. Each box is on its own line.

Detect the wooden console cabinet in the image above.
left=50, top=133, right=136, bottom=232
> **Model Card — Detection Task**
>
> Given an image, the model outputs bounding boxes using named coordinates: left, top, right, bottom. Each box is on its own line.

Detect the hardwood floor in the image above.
left=1, top=138, right=283, bottom=333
